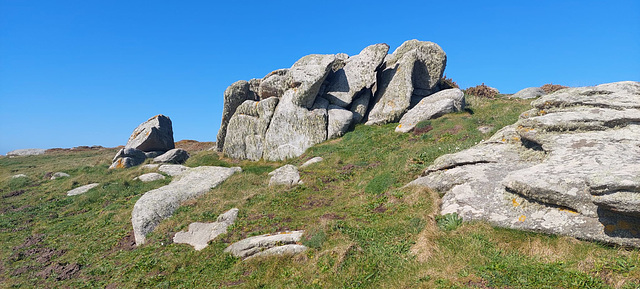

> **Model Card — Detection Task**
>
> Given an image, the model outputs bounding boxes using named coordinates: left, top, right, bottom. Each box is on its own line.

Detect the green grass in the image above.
left=1, top=95, right=639, bottom=288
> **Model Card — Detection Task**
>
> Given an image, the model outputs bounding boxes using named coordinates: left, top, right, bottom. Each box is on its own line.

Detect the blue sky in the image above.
left=1, top=0, right=639, bottom=155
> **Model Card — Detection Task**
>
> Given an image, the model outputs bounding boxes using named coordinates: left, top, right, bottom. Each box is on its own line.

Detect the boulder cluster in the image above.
left=408, top=81, right=640, bottom=247
left=110, top=115, right=190, bottom=169
left=216, top=40, right=465, bottom=161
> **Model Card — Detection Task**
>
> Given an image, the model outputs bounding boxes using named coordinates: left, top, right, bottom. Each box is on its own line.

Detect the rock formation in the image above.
left=6, top=149, right=46, bottom=157
left=217, top=40, right=456, bottom=161
left=131, top=166, right=241, bottom=245
left=111, top=115, right=177, bottom=169
left=407, top=81, right=640, bottom=247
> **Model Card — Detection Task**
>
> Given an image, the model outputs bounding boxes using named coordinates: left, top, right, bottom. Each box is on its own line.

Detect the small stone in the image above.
left=51, top=172, right=70, bottom=180
left=11, top=174, right=27, bottom=179
left=67, top=183, right=99, bottom=196
left=512, top=87, right=546, bottom=99
left=153, top=148, right=190, bottom=164
left=224, top=230, right=305, bottom=259
left=134, top=173, right=166, bottom=182
left=300, top=157, right=323, bottom=168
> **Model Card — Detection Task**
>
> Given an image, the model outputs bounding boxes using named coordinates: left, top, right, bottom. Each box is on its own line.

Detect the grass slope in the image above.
left=1, top=95, right=639, bottom=288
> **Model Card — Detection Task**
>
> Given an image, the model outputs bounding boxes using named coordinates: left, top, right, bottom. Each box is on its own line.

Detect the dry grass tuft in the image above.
left=406, top=187, right=442, bottom=262
left=540, top=83, right=568, bottom=94
left=464, top=83, right=499, bottom=98
left=174, top=139, right=215, bottom=153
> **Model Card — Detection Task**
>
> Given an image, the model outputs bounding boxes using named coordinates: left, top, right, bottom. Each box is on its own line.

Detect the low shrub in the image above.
left=540, top=83, right=568, bottom=94
left=464, top=83, right=499, bottom=98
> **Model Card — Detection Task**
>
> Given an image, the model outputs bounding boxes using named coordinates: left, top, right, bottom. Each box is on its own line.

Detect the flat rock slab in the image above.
left=132, top=166, right=241, bottom=245
left=7, top=149, right=46, bottom=156
left=408, top=81, right=640, bottom=247
left=268, top=164, right=301, bottom=187
left=173, top=208, right=239, bottom=250
left=224, top=230, right=305, bottom=259
left=11, top=174, right=27, bottom=179
left=300, top=157, right=323, bottom=168
left=246, top=244, right=308, bottom=260
left=67, top=183, right=99, bottom=196
left=134, top=173, right=166, bottom=182
left=158, top=164, right=189, bottom=176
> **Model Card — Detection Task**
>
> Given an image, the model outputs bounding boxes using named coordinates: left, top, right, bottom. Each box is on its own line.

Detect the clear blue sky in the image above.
left=1, top=0, right=639, bottom=155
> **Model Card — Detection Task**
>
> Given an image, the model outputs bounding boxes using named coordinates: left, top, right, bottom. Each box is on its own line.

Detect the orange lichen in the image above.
left=518, top=215, right=527, bottom=222
left=559, top=208, right=578, bottom=214
left=512, top=198, right=520, bottom=207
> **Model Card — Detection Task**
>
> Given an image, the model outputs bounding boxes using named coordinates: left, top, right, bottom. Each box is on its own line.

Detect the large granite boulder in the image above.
left=268, top=164, right=302, bottom=187
left=367, top=40, right=447, bottom=125
left=323, top=43, right=389, bottom=107
left=223, top=97, right=279, bottom=160
left=407, top=81, right=640, bottom=247
left=131, top=166, right=241, bottom=245
left=215, top=81, right=256, bottom=151
left=125, top=115, right=175, bottom=152
left=396, top=88, right=465, bottom=133
left=259, top=69, right=290, bottom=100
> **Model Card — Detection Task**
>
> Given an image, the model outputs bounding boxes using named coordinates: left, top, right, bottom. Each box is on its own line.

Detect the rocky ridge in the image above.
left=408, top=81, right=640, bottom=247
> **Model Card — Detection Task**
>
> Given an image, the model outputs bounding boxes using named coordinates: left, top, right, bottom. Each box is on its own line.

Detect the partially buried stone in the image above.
left=67, top=183, right=99, bottom=196
left=134, top=173, right=165, bottom=182
left=173, top=208, right=239, bottom=250
left=153, top=148, right=190, bottom=164
left=51, top=172, right=70, bottom=180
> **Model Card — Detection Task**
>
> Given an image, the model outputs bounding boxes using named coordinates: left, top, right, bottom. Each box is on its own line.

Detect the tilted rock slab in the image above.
left=173, top=208, right=239, bottom=250
left=367, top=40, right=447, bottom=125
left=125, top=114, right=175, bottom=152
left=407, top=81, right=640, bottom=247
left=323, top=43, right=389, bottom=107
left=223, top=97, right=279, bottom=161
left=67, top=183, right=99, bottom=196
left=327, top=105, right=354, bottom=139
left=300, top=156, right=323, bottom=168
left=216, top=80, right=256, bottom=151
left=132, top=166, right=241, bottom=245
left=224, top=230, right=306, bottom=259
left=158, top=164, right=189, bottom=176
left=396, top=88, right=465, bottom=133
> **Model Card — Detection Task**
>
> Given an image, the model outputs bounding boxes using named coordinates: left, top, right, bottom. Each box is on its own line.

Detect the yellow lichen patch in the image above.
left=518, top=215, right=527, bottom=222
left=539, top=110, right=546, bottom=115
left=512, top=136, right=521, bottom=141
left=512, top=198, right=520, bottom=207
left=559, top=208, right=578, bottom=214
left=501, top=138, right=506, bottom=142
left=114, top=158, right=125, bottom=169
left=397, top=124, right=402, bottom=128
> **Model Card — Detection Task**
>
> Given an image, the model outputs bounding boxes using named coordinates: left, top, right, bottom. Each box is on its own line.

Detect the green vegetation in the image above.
left=1, top=95, right=639, bottom=288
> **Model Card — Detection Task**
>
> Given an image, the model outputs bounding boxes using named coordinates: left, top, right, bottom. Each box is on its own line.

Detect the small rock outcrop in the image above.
left=218, top=40, right=454, bottom=161
left=512, top=87, right=546, bottom=99
left=51, top=172, right=70, bottom=180
left=407, top=81, right=640, bottom=247
left=111, top=115, right=177, bottom=169
left=224, top=230, right=306, bottom=259
left=268, top=164, right=302, bottom=187
left=11, top=174, right=27, bottom=179
left=173, top=208, right=239, bottom=250
left=132, top=166, right=241, bottom=245
left=67, top=183, right=99, bottom=196
left=396, top=88, right=465, bottom=133
left=153, top=148, right=190, bottom=164
left=7, top=149, right=46, bottom=157
left=134, top=173, right=166, bottom=182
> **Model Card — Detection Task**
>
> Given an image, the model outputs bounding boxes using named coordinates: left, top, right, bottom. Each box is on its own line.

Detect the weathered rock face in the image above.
left=263, top=95, right=329, bottom=161
left=407, top=81, right=640, bottom=247
left=216, top=81, right=256, bottom=151
left=512, top=87, right=546, bottom=99
left=327, top=105, right=354, bottom=139
left=126, top=115, right=175, bottom=152
left=323, top=43, right=389, bottom=107
left=153, top=148, right=190, bottom=164
left=224, top=230, right=306, bottom=259
left=396, top=88, right=465, bottom=133
left=366, top=40, right=447, bottom=125
left=173, top=208, right=239, bottom=251
left=223, top=97, right=279, bottom=161
left=131, top=166, right=241, bottom=245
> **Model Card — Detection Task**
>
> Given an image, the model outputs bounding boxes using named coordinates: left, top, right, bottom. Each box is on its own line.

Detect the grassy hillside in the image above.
left=1, top=95, right=639, bottom=288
